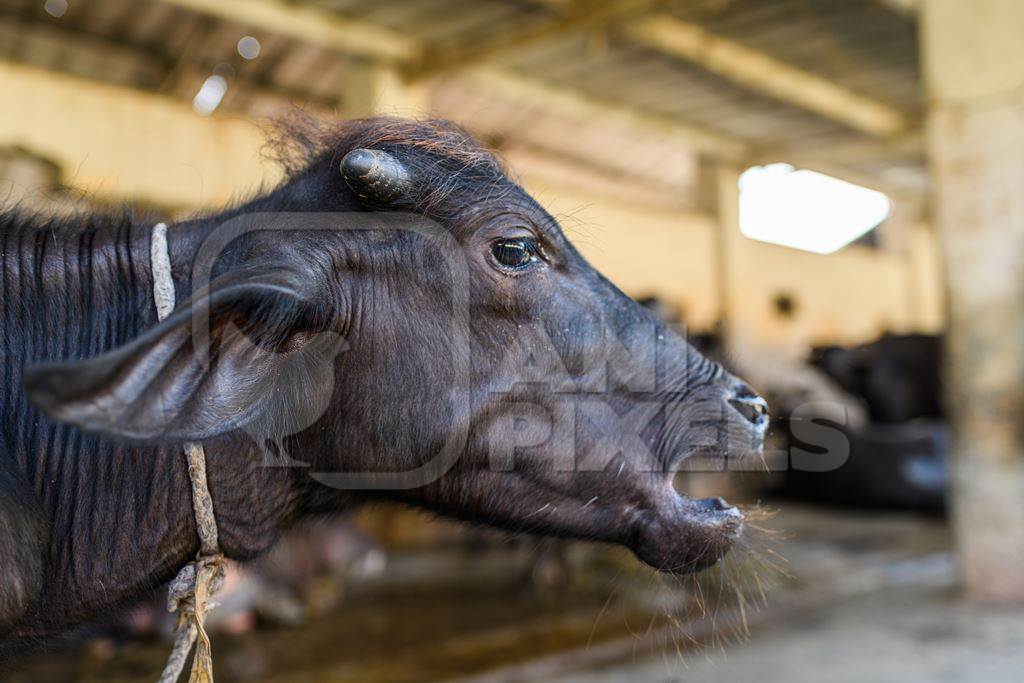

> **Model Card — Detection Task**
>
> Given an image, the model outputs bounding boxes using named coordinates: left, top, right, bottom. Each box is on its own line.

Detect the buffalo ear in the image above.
left=340, top=148, right=414, bottom=208
left=24, top=271, right=345, bottom=442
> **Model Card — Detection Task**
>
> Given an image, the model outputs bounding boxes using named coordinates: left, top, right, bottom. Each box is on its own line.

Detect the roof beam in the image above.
left=0, top=8, right=339, bottom=111
left=877, top=0, right=919, bottom=17
left=759, top=131, right=923, bottom=166
left=460, top=66, right=751, bottom=162
left=623, top=15, right=912, bottom=138
left=160, top=0, right=420, bottom=63
left=406, top=0, right=667, bottom=81
left=155, top=0, right=753, bottom=161
left=753, top=152, right=925, bottom=203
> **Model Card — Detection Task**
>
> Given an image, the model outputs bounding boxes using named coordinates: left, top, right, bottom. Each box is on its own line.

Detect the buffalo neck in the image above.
left=0, top=208, right=306, bottom=636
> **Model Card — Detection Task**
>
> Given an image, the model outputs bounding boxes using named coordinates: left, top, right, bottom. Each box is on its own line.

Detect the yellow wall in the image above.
left=522, top=175, right=945, bottom=354
left=731, top=236, right=921, bottom=350
left=525, top=181, right=720, bottom=330
left=0, top=61, right=277, bottom=208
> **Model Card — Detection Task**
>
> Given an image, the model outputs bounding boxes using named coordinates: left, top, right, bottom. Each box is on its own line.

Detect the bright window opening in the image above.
left=738, top=164, right=891, bottom=254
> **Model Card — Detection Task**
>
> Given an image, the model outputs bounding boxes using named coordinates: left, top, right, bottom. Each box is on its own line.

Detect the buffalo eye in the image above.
left=491, top=238, right=540, bottom=270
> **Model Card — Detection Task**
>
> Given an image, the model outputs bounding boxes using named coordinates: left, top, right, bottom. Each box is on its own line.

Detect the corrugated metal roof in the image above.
left=672, top=0, right=920, bottom=112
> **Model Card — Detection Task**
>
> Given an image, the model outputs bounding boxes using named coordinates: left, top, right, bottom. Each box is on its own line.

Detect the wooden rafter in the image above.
left=160, top=0, right=421, bottom=63
left=622, top=15, right=912, bottom=138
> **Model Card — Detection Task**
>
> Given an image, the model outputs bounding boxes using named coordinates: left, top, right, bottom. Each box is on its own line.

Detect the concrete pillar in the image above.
left=716, top=160, right=765, bottom=358
left=921, top=0, right=1024, bottom=601
left=713, top=162, right=743, bottom=349
left=902, top=220, right=946, bottom=334
left=341, top=60, right=429, bottom=119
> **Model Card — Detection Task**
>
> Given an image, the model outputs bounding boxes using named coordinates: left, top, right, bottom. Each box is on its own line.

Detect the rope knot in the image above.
left=159, top=554, right=227, bottom=683
left=167, top=554, right=227, bottom=617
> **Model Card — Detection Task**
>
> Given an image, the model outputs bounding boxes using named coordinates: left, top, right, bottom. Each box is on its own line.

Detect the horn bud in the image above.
left=340, top=148, right=413, bottom=207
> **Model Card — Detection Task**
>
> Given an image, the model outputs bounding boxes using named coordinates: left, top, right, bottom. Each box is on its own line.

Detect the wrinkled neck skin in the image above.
left=1, top=195, right=353, bottom=639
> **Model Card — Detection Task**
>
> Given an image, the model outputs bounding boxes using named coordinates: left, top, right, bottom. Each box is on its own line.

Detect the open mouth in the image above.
left=632, top=490, right=745, bottom=574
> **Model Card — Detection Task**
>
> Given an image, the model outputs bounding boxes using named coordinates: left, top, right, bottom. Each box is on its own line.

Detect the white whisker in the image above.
left=526, top=503, right=551, bottom=518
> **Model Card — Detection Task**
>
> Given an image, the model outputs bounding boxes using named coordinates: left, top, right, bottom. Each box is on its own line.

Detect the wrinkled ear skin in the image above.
left=340, top=148, right=415, bottom=209
left=23, top=272, right=341, bottom=443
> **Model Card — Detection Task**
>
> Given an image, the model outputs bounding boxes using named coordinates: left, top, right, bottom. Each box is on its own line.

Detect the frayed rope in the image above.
left=151, top=223, right=225, bottom=683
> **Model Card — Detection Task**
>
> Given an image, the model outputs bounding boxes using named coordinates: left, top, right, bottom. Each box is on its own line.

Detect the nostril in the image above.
left=729, top=394, right=769, bottom=425
left=698, top=496, right=729, bottom=511
left=731, top=382, right=759, bottom=401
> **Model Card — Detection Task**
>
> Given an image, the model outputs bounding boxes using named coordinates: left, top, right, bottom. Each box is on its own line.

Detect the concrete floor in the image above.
left=546, top=582, right=1024, bottom=683
left=11, top=506, right=1020, bottom=683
